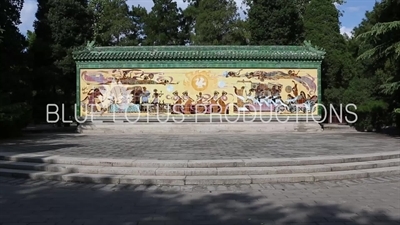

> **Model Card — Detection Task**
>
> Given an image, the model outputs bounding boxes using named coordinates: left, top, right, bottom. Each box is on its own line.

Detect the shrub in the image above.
left=0, top=102, right=32, bottom=138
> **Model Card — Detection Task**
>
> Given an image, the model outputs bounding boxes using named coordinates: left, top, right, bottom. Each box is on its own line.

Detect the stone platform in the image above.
left=77, top=115, right=325, bottom=134
left=0, top=132, right=397, bottom=160
left=79, top=121, right=324, bottom=134
left=0, top=131, right=399, bottom=185
left=0, top=151, right=399, bottom=185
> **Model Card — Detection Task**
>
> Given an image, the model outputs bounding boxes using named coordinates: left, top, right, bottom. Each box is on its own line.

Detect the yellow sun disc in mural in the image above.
left=285, top=85, right=292, bottom=93
left=191, top=74, right=209, bottom=91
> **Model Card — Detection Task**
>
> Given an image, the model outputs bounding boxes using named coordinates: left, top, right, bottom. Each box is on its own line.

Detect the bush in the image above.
left=395, top=108, right=400, bottom=131
left=0, top=102, right=32, bottom=138
left=352, top=100, right=389, bottom=132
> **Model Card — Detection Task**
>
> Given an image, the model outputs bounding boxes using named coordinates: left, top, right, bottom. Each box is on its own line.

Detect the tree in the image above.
left=186, top=0, right=247, bottom=45
left=356, top=0, right=400, bottom=61
left=247, top=0, right=304, bottom=45
left=31, top=0, right=93, bottom=122
left=303, top=0, right=354, bottom=106
left=26, top=30, right=36, bottom=49
left=0, top=28, right=4, bottom=43
left=0, top=0, right=32, bottom=136
left=30, top=0, right=56, bottom=121
left=143, top=0, right=182, bottom=45
left=89, top=0, right=133, bottom=46
left=350, top=0, right=400, bottom=130
left=293, top=0, right=346, bottom=18
left=126, top=5, right=148, bottom=45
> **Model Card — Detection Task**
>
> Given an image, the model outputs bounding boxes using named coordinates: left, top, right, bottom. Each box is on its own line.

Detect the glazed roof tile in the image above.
left=73, top=45, right=325, bottom=62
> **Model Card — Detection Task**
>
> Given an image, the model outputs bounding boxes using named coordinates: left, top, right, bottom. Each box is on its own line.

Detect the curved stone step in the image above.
left=0, top=167, right=399, bottom=185
left=1, top=151, right=399, bottom=168
left=0, top=158, right=399, bottom=176
left=79, top=122, right=323, bottom=134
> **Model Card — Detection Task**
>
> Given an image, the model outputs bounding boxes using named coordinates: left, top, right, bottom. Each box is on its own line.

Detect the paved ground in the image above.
left=0, top=132, right=399, bottom=160
left=0, top=176, right=399, bottom=225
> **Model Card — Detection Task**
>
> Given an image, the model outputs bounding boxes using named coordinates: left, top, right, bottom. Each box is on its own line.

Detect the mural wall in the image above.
left=79, top=69, right=319, bottom=116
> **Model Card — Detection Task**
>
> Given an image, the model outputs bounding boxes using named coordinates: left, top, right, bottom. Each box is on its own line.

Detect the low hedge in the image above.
left=0, top=102, right=32, bottom=138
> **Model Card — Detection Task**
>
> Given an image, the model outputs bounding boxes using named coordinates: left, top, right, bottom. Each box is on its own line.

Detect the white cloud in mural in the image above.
left=166, top=85, right=174, bottom=92
left=218, top=81, right=226, bottom=88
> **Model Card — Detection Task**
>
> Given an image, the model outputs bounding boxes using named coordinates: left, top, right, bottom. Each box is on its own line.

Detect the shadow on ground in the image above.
left=0, top=180, right=398, bottom=225
left=377, top=127, right=400, bottom=138
left=0, top=133, right=87, bottom=153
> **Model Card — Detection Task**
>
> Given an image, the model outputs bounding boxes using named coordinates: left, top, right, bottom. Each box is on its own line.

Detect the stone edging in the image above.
left=1, top=151, right=399, bottom=167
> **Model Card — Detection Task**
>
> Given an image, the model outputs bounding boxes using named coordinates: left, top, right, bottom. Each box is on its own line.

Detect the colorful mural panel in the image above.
left=79, top=69, right=319, bottom=116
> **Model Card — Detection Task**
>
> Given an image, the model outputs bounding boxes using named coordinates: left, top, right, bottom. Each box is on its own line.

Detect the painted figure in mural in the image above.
left=171, top=91, right=182, bottom=104
left=223, top=69, right=243, bottom=77
left=130, top=86, right=142, bottom=104
left=152, top=93, right=160, bottom=105
left=271, top=84, right=283, bottom=96
left=245, top=88, right=259, bottom=105
left=233, top=86, right=246, bottom=108
left=81, top=71, right=113, bottom=84
left=210, top=91, right=220, bottom=113
left=182, top=91, right=193, bottom=114
left=258, top=91, right=272, bottom=107
left=288, top=70, right=300, bottom=77
left=169, top=91, right=182, bottom=113
left=245, top=72, right=257, bottom=80
left=152, top=89, right=164, bottom=99
left=80, top=68, right=319, bottom=116
left=81, top=88, right=103, bottom=112
left=118, top=71, right=151, bottom=85
left=232, top=86, right=249, bottom=112
left=218, top=91, right=229, bottom=114
left=291, top=81, right=299, bottom=97
left=110, top=94, right=139, bottom=113
left=195, top=92, right=206, bottom=113
left=292, top=74, right=317, bottom=94
left=196, top=92, right=203, bottom=99
left=141, top=72, right=154, bottom=80
left=243, top=70, right=297, bottom=82
left=118, top=71, right=180, bottom=85
left=141, top=87, right=150, bottom=104
left=297, top=91, right=307, bottom=104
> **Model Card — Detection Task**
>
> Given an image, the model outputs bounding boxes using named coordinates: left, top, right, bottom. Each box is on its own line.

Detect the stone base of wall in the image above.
left=78, top=120, right=323, bottom=134
left=76, top=114, right=322, bottom=123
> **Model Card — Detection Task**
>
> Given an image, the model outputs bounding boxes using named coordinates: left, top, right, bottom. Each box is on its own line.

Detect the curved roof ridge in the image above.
left=73, top=43, right=326, bottom=62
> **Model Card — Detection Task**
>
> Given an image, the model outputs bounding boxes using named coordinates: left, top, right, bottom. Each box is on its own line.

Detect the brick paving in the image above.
left=0, top=176, right=399, bottom=225
left=0, top=132, right=399, bottom=160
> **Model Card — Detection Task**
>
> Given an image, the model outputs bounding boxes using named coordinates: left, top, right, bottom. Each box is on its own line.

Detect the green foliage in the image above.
left=303, top=0, right=355, bottom=106
left=356, top=100, right=389, bottom=114
left=30, top=0, right=93, bottom=122
left=0, top=0, right=32, bottom=136
left=0, top=102, right=32, bottom=138
left=0, top=0, right=399, bottom=135
left=143, top=0, right=182, bottom=45
left=89, top=0, right=135, bottom=46
left=0, top=28, right=4, bottom=43
left=352, top=100, right=389, bottom=132
left=26, top=30, right=36, bottom=49
left=355, top=0, right=400, bottom=61
left=247, top=0, right=303, bottom=45
left=186, top=0, right=247, bottom=45
left=345, top=0, right=400, bottom=130
left=357, top=20, right=400, bottom=60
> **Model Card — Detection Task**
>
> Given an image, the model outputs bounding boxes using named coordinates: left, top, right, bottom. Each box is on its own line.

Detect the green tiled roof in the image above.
left=73, top=43, right=325, bottom=62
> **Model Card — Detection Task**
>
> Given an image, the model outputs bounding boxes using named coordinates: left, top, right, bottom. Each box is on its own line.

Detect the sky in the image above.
left=19, top=0, right=378, bottom=37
